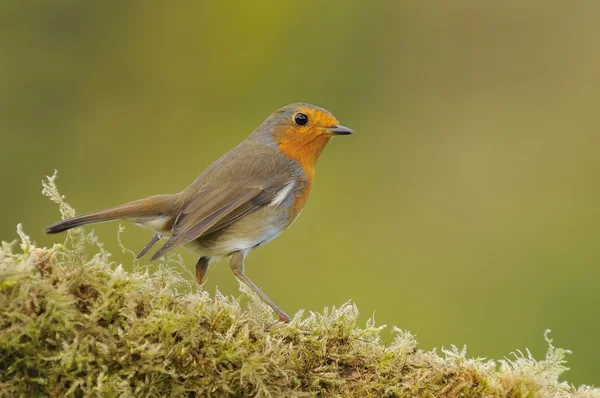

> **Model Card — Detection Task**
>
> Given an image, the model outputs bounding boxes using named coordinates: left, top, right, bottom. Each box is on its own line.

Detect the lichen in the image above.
left=0, top=173, right=597, bottom=397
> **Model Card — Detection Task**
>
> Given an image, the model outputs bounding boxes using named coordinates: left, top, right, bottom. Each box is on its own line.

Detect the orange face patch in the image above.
left=274, top=106, right=339, bottom=179
left=294, top=106, right=339, bottom=131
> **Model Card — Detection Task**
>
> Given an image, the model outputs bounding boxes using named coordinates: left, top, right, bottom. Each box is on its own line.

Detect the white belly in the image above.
left=200, top=225, right=283, bottom=256
left=185, top=207, right=289, bottom=257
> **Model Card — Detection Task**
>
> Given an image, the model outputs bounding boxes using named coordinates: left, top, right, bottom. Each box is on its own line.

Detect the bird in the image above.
left=45, top=103, right=353, bottom=323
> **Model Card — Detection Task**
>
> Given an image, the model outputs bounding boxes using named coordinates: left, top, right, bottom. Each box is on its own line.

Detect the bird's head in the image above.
left=252, top=103, right=353, bottom=176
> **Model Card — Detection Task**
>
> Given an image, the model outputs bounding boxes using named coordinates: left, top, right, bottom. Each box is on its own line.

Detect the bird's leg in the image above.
left=136, top=233, right=162, bottom=259
left=229, top=251, right=291, bottom=323
left=195, top=256, right=210, bottom=288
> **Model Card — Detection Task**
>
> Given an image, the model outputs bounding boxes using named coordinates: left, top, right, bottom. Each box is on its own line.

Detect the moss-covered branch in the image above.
left=0, top=174, right=598, bottom=397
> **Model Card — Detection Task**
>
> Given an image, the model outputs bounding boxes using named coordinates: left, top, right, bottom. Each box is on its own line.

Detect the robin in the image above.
left=45, top=103, right=353, bottom=323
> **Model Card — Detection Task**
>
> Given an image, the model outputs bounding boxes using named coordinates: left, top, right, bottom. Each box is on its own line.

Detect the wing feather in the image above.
left=150, top=175, right=291, bottom=260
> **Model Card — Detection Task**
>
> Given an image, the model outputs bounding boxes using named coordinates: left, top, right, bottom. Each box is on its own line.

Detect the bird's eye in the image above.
left=294, top=113, right=308, bottom=126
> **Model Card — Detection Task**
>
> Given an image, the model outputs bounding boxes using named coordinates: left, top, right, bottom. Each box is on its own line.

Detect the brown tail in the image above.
left=45, top=194, right=178, bottom=234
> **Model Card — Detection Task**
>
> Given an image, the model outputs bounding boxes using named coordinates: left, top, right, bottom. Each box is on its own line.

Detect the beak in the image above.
left=327, top=124, right=354, bottom=135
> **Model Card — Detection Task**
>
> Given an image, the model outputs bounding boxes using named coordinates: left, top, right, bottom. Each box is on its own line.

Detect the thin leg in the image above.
left=195, top=256, right=210, bottom=287
left=229, top=251, right=291, bottom=323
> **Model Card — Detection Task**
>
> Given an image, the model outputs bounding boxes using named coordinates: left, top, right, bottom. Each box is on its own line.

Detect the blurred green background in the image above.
left=1, top=1, right=599, bottom=385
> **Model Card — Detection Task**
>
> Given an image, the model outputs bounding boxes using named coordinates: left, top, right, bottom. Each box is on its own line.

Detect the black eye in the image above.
left=294, top=113, right=308, bottom=126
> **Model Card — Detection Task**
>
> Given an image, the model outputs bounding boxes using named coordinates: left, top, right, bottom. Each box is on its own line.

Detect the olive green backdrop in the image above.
left=1, top=1, right=598, bottom=385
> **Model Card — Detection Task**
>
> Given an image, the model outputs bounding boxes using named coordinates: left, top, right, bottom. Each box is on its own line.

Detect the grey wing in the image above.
left=149, top=175, right=292, bottom=261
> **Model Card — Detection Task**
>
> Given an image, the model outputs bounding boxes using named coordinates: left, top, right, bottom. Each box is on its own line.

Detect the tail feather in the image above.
left=45, top=194, right=178, bottom=234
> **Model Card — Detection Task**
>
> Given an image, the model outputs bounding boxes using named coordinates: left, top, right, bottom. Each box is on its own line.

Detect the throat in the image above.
left=278, top=134, right=331, bottom=178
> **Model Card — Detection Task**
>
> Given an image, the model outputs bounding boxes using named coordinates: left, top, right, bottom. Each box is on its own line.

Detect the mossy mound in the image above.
left=0, top=174, right=598, bottom=397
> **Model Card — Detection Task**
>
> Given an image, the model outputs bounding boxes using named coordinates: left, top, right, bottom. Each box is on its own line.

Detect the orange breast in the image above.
left=287, top=178, right=312, bottom=226
left=277, top=132, right=331, bottom=226
left=278, top=134, right=331, bottom=176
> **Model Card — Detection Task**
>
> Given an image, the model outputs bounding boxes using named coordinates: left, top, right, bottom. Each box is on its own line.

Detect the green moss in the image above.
left=0, top=173, right=598, bottom=397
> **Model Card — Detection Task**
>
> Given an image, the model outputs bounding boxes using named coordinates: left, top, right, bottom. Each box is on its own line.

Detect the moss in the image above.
left=0, top=173, right=598, bottom=397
